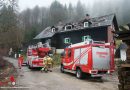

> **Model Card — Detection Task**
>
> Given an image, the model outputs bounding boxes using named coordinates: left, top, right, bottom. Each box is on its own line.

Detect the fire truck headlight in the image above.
left=107, top=70, right=110, bottom=74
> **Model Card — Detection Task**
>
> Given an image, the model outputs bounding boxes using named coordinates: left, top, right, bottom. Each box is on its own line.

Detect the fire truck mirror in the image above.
left=61, top=52, right=65, bottom=57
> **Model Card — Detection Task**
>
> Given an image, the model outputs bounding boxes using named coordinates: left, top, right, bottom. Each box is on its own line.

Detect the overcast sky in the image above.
left=18, top=0, right=94, bottom=11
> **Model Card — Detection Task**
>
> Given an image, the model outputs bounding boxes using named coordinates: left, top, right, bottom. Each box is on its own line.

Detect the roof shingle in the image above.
left=34, top=14, right=118, bottom=39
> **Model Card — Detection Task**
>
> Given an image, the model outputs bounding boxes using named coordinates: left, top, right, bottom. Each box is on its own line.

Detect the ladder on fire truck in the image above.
left=68, top=39, right=106, bottom=48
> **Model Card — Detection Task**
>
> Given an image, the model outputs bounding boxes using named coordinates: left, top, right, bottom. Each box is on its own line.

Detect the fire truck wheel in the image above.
left=76, top=68, right=83, bottom=79
left=28, top=65, right=32, bottom=69
left=60, top=65, right=64, bottom=73
left=28, top=65, right=31, bottom=69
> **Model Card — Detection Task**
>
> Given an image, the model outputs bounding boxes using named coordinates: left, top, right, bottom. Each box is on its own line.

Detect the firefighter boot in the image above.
left=41, top=68, right=44, bottom=73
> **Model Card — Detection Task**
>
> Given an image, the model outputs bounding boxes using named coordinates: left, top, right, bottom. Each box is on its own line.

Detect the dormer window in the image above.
left=52, top=28, right=56, bottom=32
left=98, top=23, right=101, bottom=26
left=84, top=22, right=89, bottom=27
left=65, top=25, right=72, bottom=30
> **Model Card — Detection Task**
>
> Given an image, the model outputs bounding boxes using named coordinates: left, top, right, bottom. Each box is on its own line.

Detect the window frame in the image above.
left=65, top=25, right=72, bottom=30
left=84, top=22, right=89, bottom=27
left=64, top=38, right=71, bottom=44
left=82, top=36, right=88, bottom=42
left=52, top=28, right=56, bottom=32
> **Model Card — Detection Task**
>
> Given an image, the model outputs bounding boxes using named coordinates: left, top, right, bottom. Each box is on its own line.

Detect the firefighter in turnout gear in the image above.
left=41, top=55, right=53, bottom=72
left=46, top=55, right=53, bottom=72
left=41, top=55, right=48, bottom=72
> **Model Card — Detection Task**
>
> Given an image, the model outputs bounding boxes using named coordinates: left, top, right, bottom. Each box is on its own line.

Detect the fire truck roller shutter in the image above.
left=80, top=48, right=89, bottom=65
left=74, top=49, right=80, bottom=64
left=72, top=49, right=81, bottom=70
left=92, top=47, right=110, bottom=70
left=73, top=47, right=90, bottom=70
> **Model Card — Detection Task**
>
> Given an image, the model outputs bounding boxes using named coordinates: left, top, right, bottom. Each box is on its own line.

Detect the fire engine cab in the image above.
left=60, top=39, right=115, bottom=79
left=27, top=42, right=51, bottom=69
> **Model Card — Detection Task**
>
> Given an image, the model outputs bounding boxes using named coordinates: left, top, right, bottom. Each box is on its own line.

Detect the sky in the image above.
left=18, top=0, right=93, bottom=11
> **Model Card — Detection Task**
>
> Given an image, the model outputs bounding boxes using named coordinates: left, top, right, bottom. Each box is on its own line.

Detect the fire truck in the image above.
left=60, top=39, right=115, bottom=79
left=27, top=43, right=51, bottom=69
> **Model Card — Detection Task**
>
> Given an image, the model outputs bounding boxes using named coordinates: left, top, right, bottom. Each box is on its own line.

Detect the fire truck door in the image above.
left=65, top=49, right=73, bottom=69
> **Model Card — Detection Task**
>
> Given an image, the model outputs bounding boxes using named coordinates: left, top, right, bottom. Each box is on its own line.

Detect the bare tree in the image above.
left=0, top=0, right=23, bottom=51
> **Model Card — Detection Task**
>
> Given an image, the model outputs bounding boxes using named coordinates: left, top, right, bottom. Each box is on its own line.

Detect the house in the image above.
left=34, top=14, right=119, bottom=50
left=115, top=23, right=130, bottom=90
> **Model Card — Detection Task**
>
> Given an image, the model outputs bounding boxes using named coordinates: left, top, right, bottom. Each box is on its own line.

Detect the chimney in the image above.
left=86, top=14, right=90, bottom=20
left=58, top=20, right=62, bottom=25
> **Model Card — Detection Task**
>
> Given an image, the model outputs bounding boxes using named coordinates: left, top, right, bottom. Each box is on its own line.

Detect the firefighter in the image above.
left=41, top=55, right=53, bottom=72
left=41, top=54, right=48, bottom=72
left=46, top=55, right=53, bottom=72
left=18, top=55, right=24, bottom=69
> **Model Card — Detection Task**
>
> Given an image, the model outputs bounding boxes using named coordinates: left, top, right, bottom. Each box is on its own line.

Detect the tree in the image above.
left=31, top=6, right=41, bottom=25
left=0, top=0, right=23, bottom=50
left=20, top=8, right=32, bottom=30
left=49, top=1, right=67, bottom=25
left=75, top=1, right=85, bottom=21
left=68, top=3, right=74, bottom=22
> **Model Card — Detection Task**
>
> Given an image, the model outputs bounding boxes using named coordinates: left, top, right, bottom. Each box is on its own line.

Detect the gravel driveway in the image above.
left=4, top=57, right=119, bottom=90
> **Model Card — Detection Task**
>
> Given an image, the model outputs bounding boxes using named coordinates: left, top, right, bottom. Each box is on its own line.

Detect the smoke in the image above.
left=84, top=0, right=130, bottom=25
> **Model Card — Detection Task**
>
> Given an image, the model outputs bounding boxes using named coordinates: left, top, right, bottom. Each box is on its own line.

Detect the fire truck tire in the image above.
left=28, top=64, right=33, bottom=69
left=60, top=65, right=64, bottom=73
left=76, top=68, right=84, bottom=79
left=27, top=62, right=29, bottom=65
left=28, top=61, right=32, bottom=69
left=28, top=65, right=31, bottom=69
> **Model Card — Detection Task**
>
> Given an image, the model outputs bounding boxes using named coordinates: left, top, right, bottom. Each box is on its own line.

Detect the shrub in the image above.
left=52, top=54, right=61, bottom=66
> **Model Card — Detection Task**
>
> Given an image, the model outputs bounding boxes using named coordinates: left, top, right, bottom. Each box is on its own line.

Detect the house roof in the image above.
left=34, top=27, right=55, bottom=39
left=91, top=14, right=118, bottom=30
left=116, top=30, right=130, bottom=40
left=119, top=23, right=130, bottom=31
left=34, top=14, right=118, bottom=39
left=115, top=23, right=130, bottom=39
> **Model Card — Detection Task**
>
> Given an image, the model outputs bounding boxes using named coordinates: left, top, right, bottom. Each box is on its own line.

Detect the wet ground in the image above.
left=3, top=57, right=119, bottom=90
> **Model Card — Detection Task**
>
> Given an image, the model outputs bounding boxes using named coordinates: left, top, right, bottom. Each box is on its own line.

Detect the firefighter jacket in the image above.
left=43, top=56, right=53, bottom=65
left=47, top=57, right=53, bottom=65
left=43, top=56, right=48, bottom=65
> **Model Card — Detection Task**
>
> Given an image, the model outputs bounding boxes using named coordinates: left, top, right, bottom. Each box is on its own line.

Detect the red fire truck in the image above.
left=27, top=45, right=51, bottom=69
left=60, top=40, right=115, bottom=79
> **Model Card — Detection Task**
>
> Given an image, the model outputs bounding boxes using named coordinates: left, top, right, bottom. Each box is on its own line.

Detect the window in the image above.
left=64, top=38, right=71, bottom=44
left=84, top=22, right=89, bottom=27
left=98, top=23, right=101, bottom=26
left=65, top=25, right=72, bottom=30
left=82, top=35, right=91, bottom=42
left=52, top=28, right=55, bottom=32
left=82, top=36, right=88, bottom=42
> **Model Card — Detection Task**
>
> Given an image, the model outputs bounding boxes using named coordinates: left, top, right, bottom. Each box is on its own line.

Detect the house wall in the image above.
left=40, top=26, right=115, bottom=49
left=53, top=26, right=108, bottom=49
left=107, top=25, right=115, bottom=43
